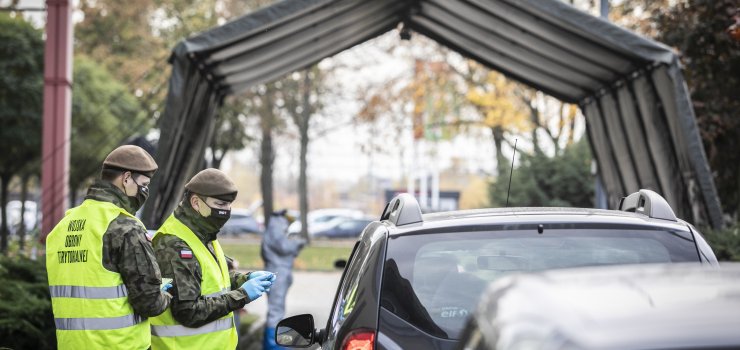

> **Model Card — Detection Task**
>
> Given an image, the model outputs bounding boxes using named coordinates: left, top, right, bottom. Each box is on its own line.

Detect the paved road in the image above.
left=241, top=270, right=343, bottom=329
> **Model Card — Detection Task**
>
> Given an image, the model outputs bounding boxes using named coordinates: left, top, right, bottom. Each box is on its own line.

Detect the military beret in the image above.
left=185, top=168, right=238, bottom=201
left=102, top=145, right=158, bottom=177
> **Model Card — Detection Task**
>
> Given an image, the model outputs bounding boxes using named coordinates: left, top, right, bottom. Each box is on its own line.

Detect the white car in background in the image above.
left=2, top=200, right=40, bottom=234
left=287, top=208, right=365, bottom=236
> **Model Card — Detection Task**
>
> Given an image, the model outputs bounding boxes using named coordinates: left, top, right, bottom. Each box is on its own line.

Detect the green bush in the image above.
left=703, top=222, right=740, bottom=262
left=0, top=257, right=56, bottom=349
left=489, top=139, right=594, bottom=208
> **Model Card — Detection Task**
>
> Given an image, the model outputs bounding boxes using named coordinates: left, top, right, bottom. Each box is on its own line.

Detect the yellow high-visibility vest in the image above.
left=46, top=199, right=150, bottom=350
left=150, top=214, right=237, bottom=350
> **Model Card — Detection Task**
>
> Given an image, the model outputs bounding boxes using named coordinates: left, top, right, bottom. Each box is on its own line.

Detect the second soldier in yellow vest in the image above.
left=46, top=145, right=172, bottom=350
left=150, top=168, right=276, bottom=350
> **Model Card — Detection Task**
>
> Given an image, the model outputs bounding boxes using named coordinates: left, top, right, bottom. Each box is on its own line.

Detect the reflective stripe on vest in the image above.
left=49, top=285, right=128, bottom=299
left=203, top=288, right=228, bottom=298
left=150, top=318, right=233, bottom=337
left=55, top=314, right=144, bottom=331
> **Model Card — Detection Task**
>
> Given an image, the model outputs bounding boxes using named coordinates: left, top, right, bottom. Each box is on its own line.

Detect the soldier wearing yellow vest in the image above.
left=46, top=145, right=172, bottom=350
left=151, top=168, right=275, bottom=350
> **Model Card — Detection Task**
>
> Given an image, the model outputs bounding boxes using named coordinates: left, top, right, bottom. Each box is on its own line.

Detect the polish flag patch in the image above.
left=180, top=250, right=193, bottom=259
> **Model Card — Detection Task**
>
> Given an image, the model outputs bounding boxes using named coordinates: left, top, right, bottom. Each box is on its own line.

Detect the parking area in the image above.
left=241, top=270, right=343, bottom=329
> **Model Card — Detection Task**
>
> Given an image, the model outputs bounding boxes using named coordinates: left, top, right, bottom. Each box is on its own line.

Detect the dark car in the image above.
left=220, top=208, right=262, bottom=235
left=312, top=218, right=374, bottom=239
left=275, top=190, right=718, bottom=350
left=459, top=263, right=740, bottom=350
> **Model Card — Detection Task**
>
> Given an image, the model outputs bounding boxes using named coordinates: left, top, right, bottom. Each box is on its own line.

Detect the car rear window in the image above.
left=380, top=226, right=698, bottom=340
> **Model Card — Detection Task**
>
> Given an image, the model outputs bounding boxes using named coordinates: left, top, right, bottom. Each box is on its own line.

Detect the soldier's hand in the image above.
left=241, top=274, right=273, bottom=301
left=248, top=270, right=276, bottom=282
left=161, top=278, right=173, bottom=293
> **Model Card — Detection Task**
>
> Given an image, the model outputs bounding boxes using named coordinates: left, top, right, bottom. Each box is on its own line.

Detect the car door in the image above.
left=322, top=223, right=387, bottom=349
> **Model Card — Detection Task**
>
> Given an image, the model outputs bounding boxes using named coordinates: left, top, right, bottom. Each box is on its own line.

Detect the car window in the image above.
left=338, top=221, right=355, bottom=230
left=325, top=240, right=371, bottom=347
left=316, top=215, right=338, bottom=223
left=380, top=226, right=698, bottom=340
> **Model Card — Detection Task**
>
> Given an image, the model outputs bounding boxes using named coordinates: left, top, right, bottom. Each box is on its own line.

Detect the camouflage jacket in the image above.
left=85, top=180, right=171, bottom=317
left=152, top=204, right=252, bottom=328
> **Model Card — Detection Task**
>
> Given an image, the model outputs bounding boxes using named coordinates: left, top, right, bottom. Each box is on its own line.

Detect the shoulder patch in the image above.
left=180, top=249, right=193, bottom=259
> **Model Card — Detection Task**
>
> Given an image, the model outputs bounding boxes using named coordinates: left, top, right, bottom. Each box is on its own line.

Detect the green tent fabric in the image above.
left=142, top=0, right=723, bottom=229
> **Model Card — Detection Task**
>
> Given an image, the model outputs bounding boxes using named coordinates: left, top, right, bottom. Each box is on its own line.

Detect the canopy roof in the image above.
left=142, top=0, right=723, bottom=229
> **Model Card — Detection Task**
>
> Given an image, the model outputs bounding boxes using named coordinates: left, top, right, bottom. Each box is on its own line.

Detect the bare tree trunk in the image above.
left=567, top=107, right=577, bottom=146
left=18, top=174, right=30, bottom=253
left=0, top=174, right=10, bottom=255
left=298, top=71, right=311, bottom=243
left=492, top=126, right=508, bottom=178
left=212, top=150, right=224, bottom=169
left=208, top=135, right=225, bottom=169
left=260, top=91, right=275, bottom=229
left=529, top=104, right=542, bottom=155
left=70, top=185, right=78, bottom=207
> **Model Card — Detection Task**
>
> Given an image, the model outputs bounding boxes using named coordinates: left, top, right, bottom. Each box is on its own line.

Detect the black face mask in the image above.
left=197, top=196, right=231, bottom=238
left=126, top=176, right=149, bottom=214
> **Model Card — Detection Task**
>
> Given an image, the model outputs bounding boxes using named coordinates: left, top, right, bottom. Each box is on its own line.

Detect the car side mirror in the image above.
left=276, top=314, right=315, bottom=348
left=334, top=259, right=347, bottom=269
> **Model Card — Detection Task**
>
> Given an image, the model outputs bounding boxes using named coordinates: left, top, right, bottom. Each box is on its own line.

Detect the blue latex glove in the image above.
left=161, top=278, right=173, bottom=293
left=241, top=274, right=273, bottom=300
left=249, top=271, right=277, bottom=292
left=249, top=270, right=277, bottom=283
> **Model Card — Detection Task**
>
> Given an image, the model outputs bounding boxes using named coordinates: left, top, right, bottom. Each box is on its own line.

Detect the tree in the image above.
left=464, top=65, right=531, bottom=177
left=246, top=85, right=282, bottom=229
left=489, top=139, right=594, bottom=208
left=277, top=67, right=325, bottom=241
left=208, top=97, right=253, bottom=169
left=75, top=0, right=278, bottom=124
left=0, top=14, right=43, bottom=254
left=75, top=0, right=169, bottom=119
left=16, top=168, right=37, bottom=253
left=68, top=56, right=149, bottom=204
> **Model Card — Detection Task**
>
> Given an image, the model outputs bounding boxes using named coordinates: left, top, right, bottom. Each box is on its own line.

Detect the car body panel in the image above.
left=377, top=308, right=457, bottom=350
left=464, top=263, right=740, bottom=349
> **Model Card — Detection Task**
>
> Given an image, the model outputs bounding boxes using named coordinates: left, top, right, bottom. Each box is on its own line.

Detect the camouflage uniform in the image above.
left=153, top=204, right=252, bottom=328
left=85, top=180, right=171, bottom=317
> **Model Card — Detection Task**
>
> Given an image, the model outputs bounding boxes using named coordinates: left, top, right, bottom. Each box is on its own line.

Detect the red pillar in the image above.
left=40, top=0, right=73, bottom=241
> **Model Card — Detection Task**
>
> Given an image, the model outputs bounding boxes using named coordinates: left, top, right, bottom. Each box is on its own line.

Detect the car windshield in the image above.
left=380, top=226, right=699, bottom=340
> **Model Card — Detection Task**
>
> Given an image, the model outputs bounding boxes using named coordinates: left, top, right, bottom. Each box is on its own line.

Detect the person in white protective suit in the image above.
left=261, top=210, right=306, bottom=350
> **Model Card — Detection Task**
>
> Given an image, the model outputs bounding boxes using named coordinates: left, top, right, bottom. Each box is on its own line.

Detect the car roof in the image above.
left=474, top=263, right=740, bottom=349
left=385, top=207, right=690, bottom=236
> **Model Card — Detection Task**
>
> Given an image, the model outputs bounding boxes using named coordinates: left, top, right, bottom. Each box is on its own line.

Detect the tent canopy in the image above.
left=142, top=0, right=723, bottom=229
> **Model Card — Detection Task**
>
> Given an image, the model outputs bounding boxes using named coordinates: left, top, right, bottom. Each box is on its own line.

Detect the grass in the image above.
left=221, top=240, right=354, bottom=271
